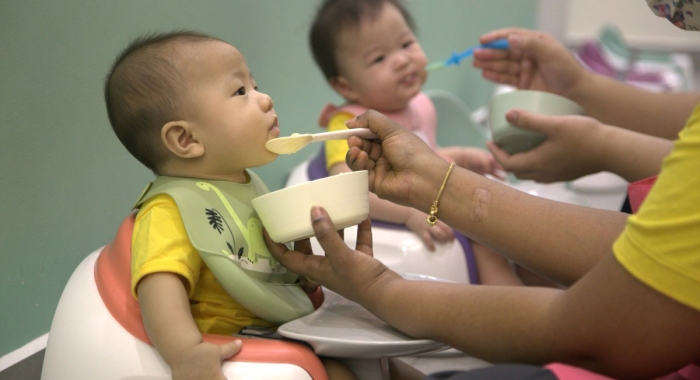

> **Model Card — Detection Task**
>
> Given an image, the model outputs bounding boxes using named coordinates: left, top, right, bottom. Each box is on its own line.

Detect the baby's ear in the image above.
left=161, top=121, right=204, bottom=159
left=330, top=76, right=358, bottom=102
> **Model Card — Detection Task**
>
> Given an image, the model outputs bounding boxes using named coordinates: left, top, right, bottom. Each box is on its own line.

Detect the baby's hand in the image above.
left=170, top=340, right=242, bottom=380
left=405, top=210, right=454, bottom=251
left=440, top=147, right=506, bottom=179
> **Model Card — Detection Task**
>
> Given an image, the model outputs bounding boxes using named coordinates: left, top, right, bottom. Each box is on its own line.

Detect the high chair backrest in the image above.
left=94, top=214, right=328, bottom=380
left=425, top=89, right=489, bottom=149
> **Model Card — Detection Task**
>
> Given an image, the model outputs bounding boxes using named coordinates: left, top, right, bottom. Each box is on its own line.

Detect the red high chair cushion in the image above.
left=95, top=214, right=327, bottom=380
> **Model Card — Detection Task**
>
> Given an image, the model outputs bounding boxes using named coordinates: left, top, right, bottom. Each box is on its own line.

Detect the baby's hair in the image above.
left=104, top=30, right=222, bottom=173
left=309, top=0, right=416, bottom=82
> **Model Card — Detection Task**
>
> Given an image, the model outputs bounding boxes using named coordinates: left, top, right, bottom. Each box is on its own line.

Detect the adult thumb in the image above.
left=505, top=109, right=559, bottom=134
left=310, top=206, right=347, bottom=259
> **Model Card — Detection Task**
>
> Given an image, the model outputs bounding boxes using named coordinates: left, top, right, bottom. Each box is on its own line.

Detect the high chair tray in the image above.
left=277, top=273, right=447, bottom=358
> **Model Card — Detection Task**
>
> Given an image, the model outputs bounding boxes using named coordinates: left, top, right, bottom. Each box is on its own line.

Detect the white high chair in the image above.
left=40, top=213, right=446, bottom=380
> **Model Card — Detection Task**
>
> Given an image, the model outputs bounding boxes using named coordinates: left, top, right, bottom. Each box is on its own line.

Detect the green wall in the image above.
left=0, top=0, right=536, bottom=358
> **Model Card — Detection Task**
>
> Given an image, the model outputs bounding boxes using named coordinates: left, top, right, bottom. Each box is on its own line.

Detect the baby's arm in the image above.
left=137, top=272, right=241, bottom=380
left=439, top=147, right=505, bottom=179
left=330, top=162, right=454, bottom=251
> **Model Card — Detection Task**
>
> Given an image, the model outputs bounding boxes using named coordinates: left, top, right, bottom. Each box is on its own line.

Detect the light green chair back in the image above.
left=426, top=89, right=490, bottom=149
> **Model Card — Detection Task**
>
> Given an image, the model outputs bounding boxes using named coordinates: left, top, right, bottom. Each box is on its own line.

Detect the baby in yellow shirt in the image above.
left=105, top=31, right=358, bottom=380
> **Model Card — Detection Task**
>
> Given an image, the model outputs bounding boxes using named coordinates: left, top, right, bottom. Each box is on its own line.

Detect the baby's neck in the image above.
left=158, top=158, right=250, bottom=184
left=158, top=167, right=250, bottom=184
left=347, top=101, right=410, bottom=115
left=193, top=171, right=250, bottom=184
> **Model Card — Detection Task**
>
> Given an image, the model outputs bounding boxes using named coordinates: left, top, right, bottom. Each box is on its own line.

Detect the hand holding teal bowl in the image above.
left=489, top=90, right=584, bottom=155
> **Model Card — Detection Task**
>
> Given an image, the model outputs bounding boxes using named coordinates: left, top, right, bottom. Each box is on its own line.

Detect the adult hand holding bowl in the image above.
left=489, top=90, right=584, bottom=155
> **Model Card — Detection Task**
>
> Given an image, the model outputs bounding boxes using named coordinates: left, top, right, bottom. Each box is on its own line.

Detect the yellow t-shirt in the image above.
left=325, top=112, right=356, bottom=172
left=614, top=104, right=700, bottom=312
left=131, top=194, right=275, bottom=335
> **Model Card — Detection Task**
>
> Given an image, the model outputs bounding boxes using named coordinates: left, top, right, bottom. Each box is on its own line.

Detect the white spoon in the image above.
left=266, top=128, right=378, bottom=155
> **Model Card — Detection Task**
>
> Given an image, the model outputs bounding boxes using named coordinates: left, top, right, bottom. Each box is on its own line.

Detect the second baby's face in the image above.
left=184, top=40, right=280, bottom=180
left=333, top=2, right=428, bottom=113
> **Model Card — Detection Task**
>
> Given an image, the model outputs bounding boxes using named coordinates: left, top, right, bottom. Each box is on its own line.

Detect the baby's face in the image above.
left=333, top=2, right=427, bottom=112
left=185, top=41, right=280, bottom=180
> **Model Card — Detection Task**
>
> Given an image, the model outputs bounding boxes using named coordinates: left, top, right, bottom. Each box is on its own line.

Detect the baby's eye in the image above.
left=234, top=87, right=246, bottom=96
left=402, top=41, right=413, bottom=49
left=372, top=55, right=385, bottom=64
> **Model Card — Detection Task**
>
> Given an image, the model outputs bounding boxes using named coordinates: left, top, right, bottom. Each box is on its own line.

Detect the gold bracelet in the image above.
left=427, top=162, right=455, bottom=226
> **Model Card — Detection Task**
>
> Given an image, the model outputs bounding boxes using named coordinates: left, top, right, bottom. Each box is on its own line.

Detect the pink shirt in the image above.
left=318, top=92, right=440, bottom=151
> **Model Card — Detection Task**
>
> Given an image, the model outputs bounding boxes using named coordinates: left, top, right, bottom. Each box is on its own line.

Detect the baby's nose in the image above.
left=258, top=92, right=274, bottom=110
left=394, top=53, right=410, bottom=69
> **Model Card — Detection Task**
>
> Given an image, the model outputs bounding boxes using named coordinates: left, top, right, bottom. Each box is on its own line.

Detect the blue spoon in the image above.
left=427, top=38, right=509, bottom=71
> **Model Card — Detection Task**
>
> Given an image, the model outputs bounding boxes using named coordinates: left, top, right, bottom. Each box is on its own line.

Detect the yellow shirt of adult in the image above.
left=614, top=104, right=700, bottom=312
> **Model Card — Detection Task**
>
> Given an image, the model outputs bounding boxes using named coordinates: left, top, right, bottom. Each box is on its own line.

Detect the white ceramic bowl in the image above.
left=489, top=90, right=584, bottom=154
left=252, top=170, right=369, bottom=243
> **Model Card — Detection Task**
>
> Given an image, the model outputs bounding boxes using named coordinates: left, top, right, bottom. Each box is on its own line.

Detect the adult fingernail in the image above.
left=509, top=34, right=522, bottom=46
left=506, top=110, right=519, bottom=123
left=304, top=276, right=317, bottom=284
left=311, top=206, right=324, bottom=222
left=345, top=116, right=358, bottom=127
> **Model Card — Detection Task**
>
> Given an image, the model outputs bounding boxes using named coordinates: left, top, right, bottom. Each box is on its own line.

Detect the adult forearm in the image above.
left=358, top=251, right=700, bottom=377
left=572, top=74, right=700, bottom=140
left=598, top=124, right=674, bottom=182
left=361, top=273, right=563, bottom=363
left=415, top=167, right=628, bottom=285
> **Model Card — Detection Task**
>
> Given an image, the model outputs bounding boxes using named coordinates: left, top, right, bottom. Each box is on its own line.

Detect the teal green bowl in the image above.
left=489, top=90, right=584, bottom=154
